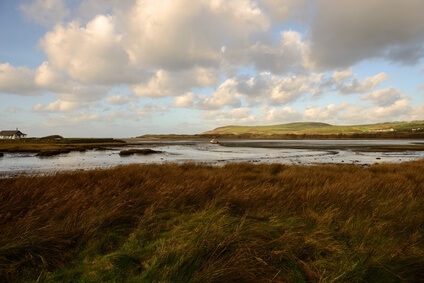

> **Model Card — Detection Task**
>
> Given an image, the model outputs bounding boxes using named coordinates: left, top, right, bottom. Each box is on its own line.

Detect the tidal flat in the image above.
left=1, top=139, right=424, bottom=176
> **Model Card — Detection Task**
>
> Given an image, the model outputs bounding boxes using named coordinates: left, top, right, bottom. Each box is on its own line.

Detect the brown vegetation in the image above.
left=119, top=148, right=162, bottom=156
left=0, top=161, right=423, bottom=281
left=0, top=138, right=127, bottom=154
left=36, top=149, right=71, bottom=157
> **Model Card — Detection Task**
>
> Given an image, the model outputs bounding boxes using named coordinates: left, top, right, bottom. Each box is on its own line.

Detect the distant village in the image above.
left=367, top=128, right=395, bottom=132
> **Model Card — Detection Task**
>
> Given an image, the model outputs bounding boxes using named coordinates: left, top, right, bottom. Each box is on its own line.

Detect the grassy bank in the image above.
left=1, top=161, right=423, bottom=282
left=0, top=138, right=126, bottom=154
left=137, top=121, right=424, bottom=139
left=203, top=121, right=424, bottom=137
left=139, top=132, right=424, bottom=140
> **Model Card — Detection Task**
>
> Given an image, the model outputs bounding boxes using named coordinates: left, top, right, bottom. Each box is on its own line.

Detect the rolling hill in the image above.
left=202, top=121, right=424, bottom=136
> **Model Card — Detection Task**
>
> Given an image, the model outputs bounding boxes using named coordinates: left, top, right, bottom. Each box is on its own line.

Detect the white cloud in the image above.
left=309, top=0, right=424, bottom=69
left=32, top=103, right=43, bottom=111
left=361, top=86, right=404, bottom=106
left=139, top=104, right=169, bottom=117
left=269, top=73, right=324, bottom=104
left=104, top=110, right=139, bottom=122
left=35, top=61, right=110, bottom=102
left=176, top=72, right=334, bottom=110
left=209, top=72, right=327, bottom=107
left=32, top=100, right=81, bottom=112
left=202, top=100, right=416, bottom=126
left=174, top=92, right=197, bottom=108
left=20, top=0, right=69, bottom=27
left=0, top=63, right=40, bottom=95
left=329, top=70, right=390, bottom=95
left=260, top=106, right=302, bottom=123
left=337, top=72, right=389, bottom=94
left=300, top=100, right=413, bottom=124
left=174, top=79, right=242, bottom=110
left=106, top=94, right=133, bottom=105
left=34, top=62, right=66, bottom=89
left=304, top=104, right=347, bottom=121
left=249, top=30, right=310, bottom=74
left=372, top=98, right=411, bottom=118
left=41, top=111, right=102, bottom=127
left=258, top=0, right=307, bottom=24
left=133, top=68, right=218, bottom=97
left=202, top=107, right=256, bottom=124
left=332, top=69, right=353, bottom=84
left=74, top=0, right=131, bottom=23
left=5, top=0, right=424, bottom=136
left=121, top=0, right=268, bottom=69
left=409, top=104, right=424, bottom=120
left=241, top=73, right=326, bottom=105
left=40, top=15, right=139, bottom=85
left=199, top=79, right=242, bottom=109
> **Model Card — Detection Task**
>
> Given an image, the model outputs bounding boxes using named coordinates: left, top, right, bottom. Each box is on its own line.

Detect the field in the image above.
left=201, top=121, right=424, bottom=138
left=1, top=161, right=423, bottom=282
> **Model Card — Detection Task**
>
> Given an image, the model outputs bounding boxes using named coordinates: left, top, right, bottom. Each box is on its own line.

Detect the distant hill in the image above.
left=201, top=121, right=424, bottom=136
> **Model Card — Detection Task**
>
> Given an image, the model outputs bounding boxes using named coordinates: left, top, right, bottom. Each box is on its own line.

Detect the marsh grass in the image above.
left=0, top=138, right=126, bottom=154
left=0, top=161, right=423, bottom=282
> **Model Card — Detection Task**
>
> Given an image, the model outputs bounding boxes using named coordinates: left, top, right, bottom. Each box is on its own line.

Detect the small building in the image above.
left=0, top=129, right=27, bottom=139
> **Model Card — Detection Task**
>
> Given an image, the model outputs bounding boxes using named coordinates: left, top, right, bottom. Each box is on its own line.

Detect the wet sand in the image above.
left=1, top=139, right=424, bottom=176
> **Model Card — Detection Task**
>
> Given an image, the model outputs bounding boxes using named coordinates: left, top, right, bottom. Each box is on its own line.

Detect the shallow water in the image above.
left=1, top=139, right=423, bottom=175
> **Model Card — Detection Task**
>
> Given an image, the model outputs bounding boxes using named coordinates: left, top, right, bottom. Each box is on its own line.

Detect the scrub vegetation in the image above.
left=0, top=137, right=126, bottom=155
left=0, top=161, right=423, bottom=282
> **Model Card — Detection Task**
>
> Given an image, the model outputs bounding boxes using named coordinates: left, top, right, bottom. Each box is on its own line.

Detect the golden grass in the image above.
left=0, top=161, right=423, bottom=281
left=0, top=139, right=126, bottom=154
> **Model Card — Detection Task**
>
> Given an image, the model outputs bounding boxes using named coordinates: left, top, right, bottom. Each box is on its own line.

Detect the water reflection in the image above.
left=1, top=139, right=423, bottom=175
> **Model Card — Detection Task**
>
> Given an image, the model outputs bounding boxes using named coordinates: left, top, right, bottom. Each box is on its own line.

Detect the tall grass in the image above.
left=0, top=138, right=125, bottom=153
left=0, top=161, right=423, bottom=282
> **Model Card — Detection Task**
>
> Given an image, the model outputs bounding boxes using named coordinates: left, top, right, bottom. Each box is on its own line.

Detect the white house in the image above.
left=0, top=129, right=27, bottom=139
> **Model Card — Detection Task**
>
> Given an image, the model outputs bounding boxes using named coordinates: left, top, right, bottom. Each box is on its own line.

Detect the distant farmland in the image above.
left=201, top=121, right=424, bottom=138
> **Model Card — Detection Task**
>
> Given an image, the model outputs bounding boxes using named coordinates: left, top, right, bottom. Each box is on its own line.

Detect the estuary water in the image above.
left=1, top=139, right=424, bottom=175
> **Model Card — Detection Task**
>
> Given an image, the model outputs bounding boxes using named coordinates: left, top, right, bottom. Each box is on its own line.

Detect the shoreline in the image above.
left=2, top=139, right=424, bottom=177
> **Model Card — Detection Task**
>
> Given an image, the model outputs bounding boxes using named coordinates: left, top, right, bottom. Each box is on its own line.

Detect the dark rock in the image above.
left=36, top=149, right=71, bottom=157
left=119, top=148, right=162, bottom=156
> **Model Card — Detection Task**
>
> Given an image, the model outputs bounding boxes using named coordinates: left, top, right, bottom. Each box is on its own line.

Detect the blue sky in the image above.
left=0, top=0, right=423, bottom=137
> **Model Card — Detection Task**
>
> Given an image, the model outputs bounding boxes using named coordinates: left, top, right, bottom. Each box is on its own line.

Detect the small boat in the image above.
left=210, top=139, right=219, bottom=144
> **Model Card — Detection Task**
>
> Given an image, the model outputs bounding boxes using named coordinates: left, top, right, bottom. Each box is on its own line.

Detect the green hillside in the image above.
left=202, top=121, right=424, bottom=136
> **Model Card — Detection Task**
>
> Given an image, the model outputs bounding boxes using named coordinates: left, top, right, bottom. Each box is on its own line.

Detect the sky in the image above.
left=0, top=0, right=423, bottom=137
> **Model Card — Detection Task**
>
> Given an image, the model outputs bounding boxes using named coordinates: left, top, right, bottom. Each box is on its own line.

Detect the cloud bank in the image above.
left=1, top=0, right=423, bottom=134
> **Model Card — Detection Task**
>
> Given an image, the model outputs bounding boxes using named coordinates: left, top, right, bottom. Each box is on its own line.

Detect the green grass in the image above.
left=211, top=122, right=331, bottom=135
left=1, top=161, right=423, bottom=282
left=203, top=121, right=424, bottom=136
